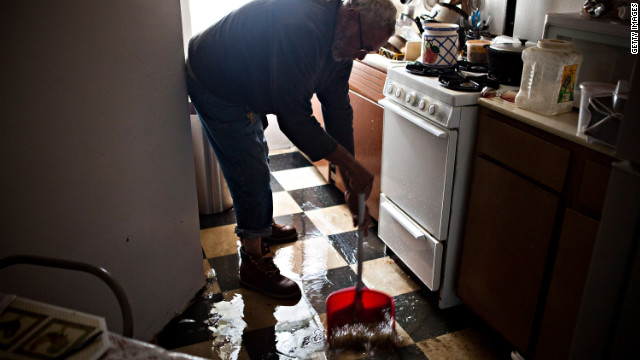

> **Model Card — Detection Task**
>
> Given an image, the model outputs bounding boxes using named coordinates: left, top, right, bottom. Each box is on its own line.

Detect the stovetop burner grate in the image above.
left=405, top=62, right=458, bottom=77
left=457, top=60, right=489, bottom=73
left=405, top=61, right=497, bottom=92
left=437, top=73, right=499, bottom=92
left=405, top=61, right=489, bottom=77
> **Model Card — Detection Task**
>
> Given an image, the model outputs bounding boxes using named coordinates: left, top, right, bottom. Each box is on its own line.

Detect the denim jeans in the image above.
left=186, top=67, right=273, bottom=239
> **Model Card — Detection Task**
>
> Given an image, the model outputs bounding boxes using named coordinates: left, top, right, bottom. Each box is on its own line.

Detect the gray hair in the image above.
left=343, top=0, right=397, bottom=35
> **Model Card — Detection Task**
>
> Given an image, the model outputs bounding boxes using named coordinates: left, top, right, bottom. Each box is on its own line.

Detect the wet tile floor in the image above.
left=155, top=148, right=513, bottom=359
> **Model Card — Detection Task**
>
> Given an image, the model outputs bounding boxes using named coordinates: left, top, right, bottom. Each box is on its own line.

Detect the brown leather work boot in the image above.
left=239, top=244, right=301, bottom=299
left=263, top=219, right=298, bottom=244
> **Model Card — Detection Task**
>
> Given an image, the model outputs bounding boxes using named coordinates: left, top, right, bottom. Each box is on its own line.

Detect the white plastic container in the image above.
left=515, top=39, right=583, bottom=115
left=577, top=82, right=615, bottom=135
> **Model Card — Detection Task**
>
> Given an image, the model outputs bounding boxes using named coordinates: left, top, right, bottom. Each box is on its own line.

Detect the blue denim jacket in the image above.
left=188, top=0, right=354, bottom=161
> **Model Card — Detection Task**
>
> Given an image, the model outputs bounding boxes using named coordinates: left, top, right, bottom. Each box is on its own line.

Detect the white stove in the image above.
left=378, top=63, right=481, bottom=309
left=385, top=65, right=483, bottom=109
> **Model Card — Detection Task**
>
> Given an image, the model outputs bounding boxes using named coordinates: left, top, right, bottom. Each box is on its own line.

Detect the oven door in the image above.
left=379, top=99, right=458, bottom=240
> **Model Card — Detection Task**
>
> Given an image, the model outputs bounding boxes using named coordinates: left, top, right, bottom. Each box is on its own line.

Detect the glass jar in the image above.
left=515, top=39, right=583, bottom=115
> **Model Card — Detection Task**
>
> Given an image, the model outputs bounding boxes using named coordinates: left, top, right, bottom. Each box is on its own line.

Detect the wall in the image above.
left=180, top=0, right=193, bottom=58
left=393, top=0, right=508, bottom=37
left=482, top=0, right=508, bottom=36
left=1, top=0, right=204, bottom=341
left=188, top=0, right=252, bottom=36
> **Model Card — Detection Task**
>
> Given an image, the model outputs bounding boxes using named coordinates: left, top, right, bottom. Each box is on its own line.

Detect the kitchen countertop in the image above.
left=360, top=53, right=406, bottom=74
left=478, top=97, right=617, bottom=158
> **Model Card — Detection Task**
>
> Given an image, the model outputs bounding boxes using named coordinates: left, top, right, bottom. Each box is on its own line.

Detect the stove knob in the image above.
left=418, top=99, right=427, bottom=111
left=428, top=103, right=438, bottom=115
left=405, top=93, right=415, bottom=105
left=395, top=88, right=404, bottom=99
left=385, top=84, right=394, bottom=95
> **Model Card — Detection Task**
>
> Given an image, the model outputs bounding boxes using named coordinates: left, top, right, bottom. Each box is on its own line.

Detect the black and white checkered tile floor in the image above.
left=155, top=148, right=511, bottom=359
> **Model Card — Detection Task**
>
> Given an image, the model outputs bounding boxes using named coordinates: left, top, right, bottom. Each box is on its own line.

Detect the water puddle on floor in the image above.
left=271, top=236, right=338, bottom=309
left=205, top=293, right=330, bottom=360
left=274, top=315, right=326, bottom=359
left=328, top=310, right=402, bottom=354
left=300, top=200, right=318, bottom=212
left=206, top=294, right=246, bottom=360
left=202, top=268, right=221, bottom=300
left=202, top=226, right=407, bottom=359
left=204, top=288, right=406, bottom=359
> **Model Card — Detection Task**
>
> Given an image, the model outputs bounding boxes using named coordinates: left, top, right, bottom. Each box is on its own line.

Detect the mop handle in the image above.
left=355, top=193, right=365, bottom=292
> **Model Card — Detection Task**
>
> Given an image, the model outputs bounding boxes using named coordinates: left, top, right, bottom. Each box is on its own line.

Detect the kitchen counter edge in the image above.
left=359, top=54, right=392, bottom=73
left=478, top=97, right=617, bottom=158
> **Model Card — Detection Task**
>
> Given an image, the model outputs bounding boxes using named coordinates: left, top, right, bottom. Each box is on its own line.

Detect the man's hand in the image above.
left=326, top=144, right=374, bottom=195
left=326, top=144, right=374, bottom=234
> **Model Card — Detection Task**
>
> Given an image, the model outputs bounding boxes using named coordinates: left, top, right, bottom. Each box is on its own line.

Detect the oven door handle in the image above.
left=379, top=99, right=448, bottom=139
left=381, top=201, right=425, bottom=239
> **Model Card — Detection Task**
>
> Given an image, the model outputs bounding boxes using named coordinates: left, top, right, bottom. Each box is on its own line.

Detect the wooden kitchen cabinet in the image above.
left=457, top=106, right=616, bottom=358
left=311, top=60, right=385, bottom=220
left=457, top=157, right=559, bottom=352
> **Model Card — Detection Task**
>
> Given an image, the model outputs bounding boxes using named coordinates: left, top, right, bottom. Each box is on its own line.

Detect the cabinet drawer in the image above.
left=477, top=115, right=571, bottom=192
left=378, top=195, right=443, bottom=291
left=350, top=61, right=385, bottom=102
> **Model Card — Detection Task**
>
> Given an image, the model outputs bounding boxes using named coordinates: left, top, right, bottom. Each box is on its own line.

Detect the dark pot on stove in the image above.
left=485, top=41, right=533, bottom=86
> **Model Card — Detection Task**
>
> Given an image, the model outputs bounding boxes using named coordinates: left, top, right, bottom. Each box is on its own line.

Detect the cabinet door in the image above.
left=457, top=157, right=560, bottom=353
left=333, top=91, right=383, bottom=220
left=311, top=91, right=383, bottom=220
left=534, top=209, right=599, bottom=360
left=349, top=91, right=383, bottom=220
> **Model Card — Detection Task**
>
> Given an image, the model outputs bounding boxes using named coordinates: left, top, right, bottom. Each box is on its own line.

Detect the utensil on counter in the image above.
left=469, top=8, right=480, bottom=31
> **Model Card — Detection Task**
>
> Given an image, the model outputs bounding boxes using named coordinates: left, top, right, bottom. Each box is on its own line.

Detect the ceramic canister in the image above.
left=421, top=23, right=459, bottom=67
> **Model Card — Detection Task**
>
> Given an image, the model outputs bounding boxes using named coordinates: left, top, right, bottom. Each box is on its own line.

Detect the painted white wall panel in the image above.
left=1, top=0, right=204, bottom=341
left=483, top=0, right=508, bottom=35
